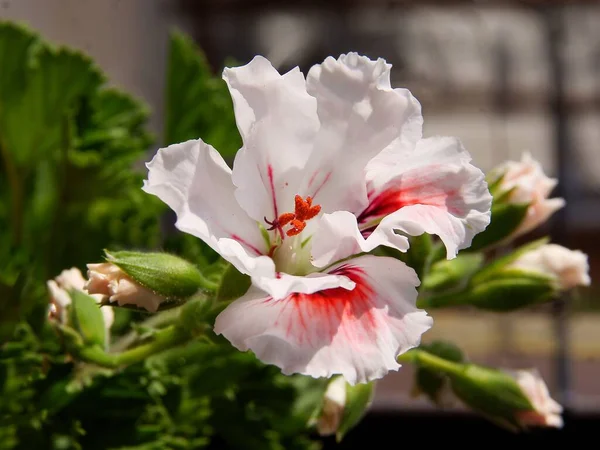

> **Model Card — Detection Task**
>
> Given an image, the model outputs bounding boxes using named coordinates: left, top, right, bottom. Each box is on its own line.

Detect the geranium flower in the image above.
left=143, top=53, right=491, bottom=384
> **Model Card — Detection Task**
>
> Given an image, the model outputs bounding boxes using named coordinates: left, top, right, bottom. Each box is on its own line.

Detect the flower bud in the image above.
left=47, top=267, right=114, bottom=330
left=469, top=153, right=565, bottom=251
left=86, top=262, right=168, bottom=313
left=451, top=365, right=562, bottom=430
left=509, top=243, right=591, bottom=291
left=85, top=250, right=211, bottom=312
left=506, top=369, right=563, bottom=428
left=316, top=376, right=346, bottom=437
left=491, top=152, right=565, bottom=239
left=315, top=376, right=375, bottom=441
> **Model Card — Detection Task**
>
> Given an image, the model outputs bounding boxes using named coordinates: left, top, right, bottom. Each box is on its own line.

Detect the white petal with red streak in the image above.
left=142, top=139, right=269, bottom=276
left=224, top=56, right=320, bottom=223
left=310, top=211, right=410, bottom=268
left=302, top=52, right=423, bottom=215
left=359, top=137, right=492, bottom=259
left=214, top=255, right=432, bottom=385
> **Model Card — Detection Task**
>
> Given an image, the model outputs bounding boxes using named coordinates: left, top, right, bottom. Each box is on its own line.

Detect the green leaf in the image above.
left=336, top=382, right=374, bottom=442
left=164, top=30, right=241, bottom=157
left=0, top=22, right=36, bottom=107
left=467, top=202, right=530, bottom=252
left=69, top=290, right=106, bottom=348
left=215, top=263, right=251, bottom=301
left=2, top=43, right=104, bottom=166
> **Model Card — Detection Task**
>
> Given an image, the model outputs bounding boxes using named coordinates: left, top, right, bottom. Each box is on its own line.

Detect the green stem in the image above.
left=398, top=348, right=464, bottom=376
left=79, top=325, right=187, bottom=368
left=110, top=308, right=181, bottom=352
left=115, top=325, right=186, bottom=366
left=0, top=137, right=23, bottom=245
left=197, top=275, right=219, bottom=292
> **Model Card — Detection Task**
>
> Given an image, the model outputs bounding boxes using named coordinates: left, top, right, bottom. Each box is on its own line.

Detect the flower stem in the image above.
left=78, top=325, right=187, bottom=368
left=398, top=348, right=464, bottom=376
left=197, top=275, right=220, bottom=292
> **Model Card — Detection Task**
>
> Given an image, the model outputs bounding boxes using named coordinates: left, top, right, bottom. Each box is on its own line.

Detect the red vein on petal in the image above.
left=230, top=233, right=263, bottom=255
left=311, top=171, right=332, bottom=199
left=267, top=164, right=279, bottom=219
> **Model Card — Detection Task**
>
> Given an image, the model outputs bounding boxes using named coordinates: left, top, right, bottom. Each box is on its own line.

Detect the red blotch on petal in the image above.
left=358, top=176, right=459, bottom=226
left=268, top=266, right=378, bottom=347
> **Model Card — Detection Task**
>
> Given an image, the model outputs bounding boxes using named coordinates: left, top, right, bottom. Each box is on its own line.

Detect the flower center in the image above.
left=264, top=195, right=322, bottom=276
left=264, top=195, right=321, bottom=240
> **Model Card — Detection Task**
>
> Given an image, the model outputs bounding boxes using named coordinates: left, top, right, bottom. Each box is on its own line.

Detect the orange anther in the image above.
left=277, top=212, right=295, bottom=227
left=294, top=195, right=321, bottom=221
left=286, top=219, right=306, bottom=237
left=265, top=195, right=321, bottom=239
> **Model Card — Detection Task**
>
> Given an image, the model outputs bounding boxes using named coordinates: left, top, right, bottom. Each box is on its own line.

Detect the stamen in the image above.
left=294, top=194, right=321, bottom=221
left=286, top=219, right=306, bottom=237
left=277, top=212, right=296, bottom=227
left=264, top=195, right=322, bottom=240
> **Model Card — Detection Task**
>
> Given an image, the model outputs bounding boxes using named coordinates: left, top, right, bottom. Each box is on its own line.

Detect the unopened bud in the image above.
left=86, top=250, right=211, bottom=312
left=449, top=364, right=563, bottom=430
left=86, top=262, right=168, bottom=313
left=490, top=152, right=565, bottom=239
left=316, top=376, right=346, bottom=437
left=313, top=376, right=375, bottom=441
left=47, top=267, right=114, bottom=330
left=469, top=153, right=565, bottom=251
left=509, top=244, right=591, bottom=291
left=507, top=369, right=563, bottom=428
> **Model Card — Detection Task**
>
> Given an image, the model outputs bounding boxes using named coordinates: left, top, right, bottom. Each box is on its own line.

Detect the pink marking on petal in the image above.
left=311, top=171, right=332, bottom=199
left=267, top=164, right=279, bottom=218
left=307, top=170, right=319, bottom=189
left=261, top=266, right=379, bottom=348
left=357, top=179, right=459, bottom=225
left=230, top=234, right=263, bottom=255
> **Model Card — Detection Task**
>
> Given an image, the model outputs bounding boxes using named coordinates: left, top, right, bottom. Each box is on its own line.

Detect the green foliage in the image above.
left=215, top=263, right=252, bottom=302
left=0, top=21, right=163, bottom=338
left=69, top=290, right=107, bottom=348
left=165, top=30, right=241, bottom=157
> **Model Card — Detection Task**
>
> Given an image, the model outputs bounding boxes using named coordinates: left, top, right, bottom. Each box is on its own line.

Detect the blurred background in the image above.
left=2, top=0, right=599, bottom=443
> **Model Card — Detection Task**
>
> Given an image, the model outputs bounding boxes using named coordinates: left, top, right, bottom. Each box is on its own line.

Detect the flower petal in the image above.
left=358, top=137, right=492, bottom=259
left=224, top=56, right=320, bottom=223
left=302, top=53, right=423, bottom=214
left=310, top=210, right=409, bottom=268
left=142, top=139, right=269, bottom=276
left=214, top=254, right=432, bottom=385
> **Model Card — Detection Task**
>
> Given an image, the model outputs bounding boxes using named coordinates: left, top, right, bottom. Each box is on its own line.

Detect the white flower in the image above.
left=511, top=243, right=591, bottom=290
left=85, top=263, right=166, bottom=313
left=47, top=268, right=114, bottom=330
left=493, top=152, right=565, bottom=238
left=316, top=376, right=347, bottom=436
left=507, top=369, right=563, bottom=428
left=143, top=53, right=492, bottom=384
